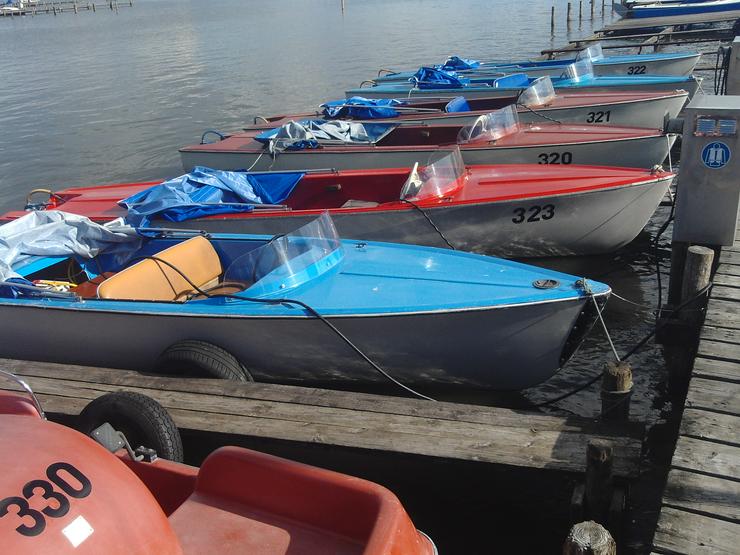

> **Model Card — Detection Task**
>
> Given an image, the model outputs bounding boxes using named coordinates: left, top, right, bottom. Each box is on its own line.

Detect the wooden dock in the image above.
left=0, top=358, right=644, bottom=478
left=0, top=0, right=132, bottom=17
left=652, top=221, right=740, bottom=554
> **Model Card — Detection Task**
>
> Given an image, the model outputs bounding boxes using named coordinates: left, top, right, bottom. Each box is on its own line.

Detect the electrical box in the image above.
left=672, top=95, right=740, bottom=246
left=727, top=36, right=740, bottom=95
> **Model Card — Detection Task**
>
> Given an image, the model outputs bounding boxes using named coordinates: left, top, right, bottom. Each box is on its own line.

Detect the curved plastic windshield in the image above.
left=560, top=59, right=594, bottom=82
left=400, top=148, right=465, bottom=201
left=575, top=43, right=604, bottom=62
left=457, top=105, right=520, bottom=144
left=517, top=76, right=556, bottom=107
left=223, top=212, right=343, bottom=297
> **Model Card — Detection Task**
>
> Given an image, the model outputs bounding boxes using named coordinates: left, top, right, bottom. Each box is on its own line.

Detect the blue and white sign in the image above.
left=701, top=141, right=731, bottom=169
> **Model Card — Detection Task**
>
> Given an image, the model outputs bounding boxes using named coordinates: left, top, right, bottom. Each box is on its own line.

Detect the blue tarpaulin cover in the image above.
left=321, top=97, right=406, bottom=119
left=120, top=167, right=304, bottom=227
left=440, top=56, right=481, bottom=71
left=255, top=120, right=397, bottom=150
left=409, top=67, right=469, bottom=89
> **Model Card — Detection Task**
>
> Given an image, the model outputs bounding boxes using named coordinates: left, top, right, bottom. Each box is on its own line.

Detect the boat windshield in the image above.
left=575, top=43, right=604, bottom=62
left=457, top=105, right=520, bottom=144
left=223, top=212, right=343, bottom=298
left=560, top=59, right=594, bottom=82
left=400, top=148, right=466, bottom=201
left=517, top=76, right=556, bottom=107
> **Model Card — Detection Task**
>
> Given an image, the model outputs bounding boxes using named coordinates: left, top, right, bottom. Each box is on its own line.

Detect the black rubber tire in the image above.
left=79, top=391, right=184, bottom=462
left=154, top=340, right=253, bottom=382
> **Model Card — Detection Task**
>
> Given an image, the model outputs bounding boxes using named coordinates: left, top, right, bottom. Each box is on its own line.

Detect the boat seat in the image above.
left=341, top=199, right=379, bottom=208
left=96, top=236, right=224, bottom=302
left=168, top=447, right=389, bottom=554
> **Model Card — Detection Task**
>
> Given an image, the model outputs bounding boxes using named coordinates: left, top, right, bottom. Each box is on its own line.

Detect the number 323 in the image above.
left=512, top=204, right=555, bottom=224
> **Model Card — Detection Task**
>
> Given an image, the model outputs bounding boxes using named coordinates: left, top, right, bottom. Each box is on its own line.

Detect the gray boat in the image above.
left=181, top=106, right=677, bottom=172
left=246, top=78, right=689, bottom=131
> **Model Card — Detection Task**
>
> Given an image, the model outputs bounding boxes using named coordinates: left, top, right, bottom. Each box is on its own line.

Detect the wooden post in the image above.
left=585, top=440, right=613, bottom=522
left=579, top=0, right=582, bottom=20
left=600, top=361, right=632, bottom=421
left=567, top=2, right=572, bottom=21
left=92, top=3, right=95, bottom=11
left=73, top=2, right=77, bottom=13
left=551, top=5, right=555, bottom=33
left=590, top=0, right=594, bottom=17
left=602, top=0, right=605, bottom=14
left=563, top=521, right=616, bottom=555
left=680, top=245, right=714, bottom=314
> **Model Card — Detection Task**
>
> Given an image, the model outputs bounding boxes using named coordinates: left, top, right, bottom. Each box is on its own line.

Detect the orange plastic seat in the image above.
left=97, top=236, right=223, bottom=301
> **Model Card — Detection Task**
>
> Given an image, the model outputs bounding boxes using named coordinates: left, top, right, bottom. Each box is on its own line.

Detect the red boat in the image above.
left=4, top=154, right=674, bottom=257
left=0, top=382, right=435, bottom=554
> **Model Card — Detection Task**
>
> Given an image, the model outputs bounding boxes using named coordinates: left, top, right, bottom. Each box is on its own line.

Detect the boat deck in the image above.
left=652, top=220, right=740, bottom=554
left=0, top=358, right=644, bottom=477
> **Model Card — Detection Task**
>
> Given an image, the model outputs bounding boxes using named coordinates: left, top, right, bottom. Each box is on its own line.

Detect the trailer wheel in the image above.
left=155, top=340, right=253, bottom=382
left=79, top=391, right=184, bottom=462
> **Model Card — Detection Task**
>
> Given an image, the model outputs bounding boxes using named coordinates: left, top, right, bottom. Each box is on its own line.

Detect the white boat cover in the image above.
left=0, top=211, right=140, bottom=282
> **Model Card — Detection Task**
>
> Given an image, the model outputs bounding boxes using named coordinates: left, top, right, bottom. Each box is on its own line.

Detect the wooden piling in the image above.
left=579, top=1, right=582, bottom=21
left=567, top=2, right=572, bottom=21
left=590, top=0, right=594, bottom=17
left=600, top=361, right=632, bottom=422
left=563, top=521, right=616, bottom=555
left=585, top=440, right=614, bottom=522
left=551, top=5, right=555, bottom=33
left=680, top=246, right=715, bottom=314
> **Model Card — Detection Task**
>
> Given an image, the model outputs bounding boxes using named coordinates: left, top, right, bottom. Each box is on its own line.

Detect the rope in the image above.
left=515, top=102, right=562, bottom=124
left=401, top=199, right=455, bottom=249
left=534, top=282, right=713, bottom=408
left=579, top=279, right=621, bottom=362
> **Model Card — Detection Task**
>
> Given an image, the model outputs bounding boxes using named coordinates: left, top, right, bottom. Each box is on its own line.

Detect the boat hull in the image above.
left=0, top=295, right=601, bottom=391
left=180, top=134, right=675, bottom=172
left=247, top=92, right=688, bottom=131
left=621, top=1, right=740, bottom=18
left=164, top=176, right=673, bottom=257
left=349, top=78, right=701, bottom=100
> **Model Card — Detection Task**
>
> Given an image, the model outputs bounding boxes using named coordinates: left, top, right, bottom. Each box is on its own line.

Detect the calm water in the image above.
left=1, top=2, right=693, bottom=551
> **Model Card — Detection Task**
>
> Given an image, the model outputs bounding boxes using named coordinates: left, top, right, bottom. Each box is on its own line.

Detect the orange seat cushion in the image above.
left=97, top=236, right=223, bottom=302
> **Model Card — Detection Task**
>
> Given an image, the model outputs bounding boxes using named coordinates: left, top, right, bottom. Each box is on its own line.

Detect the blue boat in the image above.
left=348, top=59, right=702, bottom=100
left=614, top=0, right=740, bottom=17
left=373, top=44, right=700, bottom=81
left=0, top=211, right=610, bottom=393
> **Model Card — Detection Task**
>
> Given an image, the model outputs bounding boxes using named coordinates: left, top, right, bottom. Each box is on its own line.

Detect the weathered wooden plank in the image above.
left=712, top=285, right=740, bottom=302
left=672, top=435, right=740, bottom=480
left=680, top=408, right=740, bottom=447
left=712, top=275, right=740, bottom=289
left=685, top=377, right=740, bottom=415
left=718, top=250, right=740, bottom=266
left=715, top=263, right=740, bottom=277
left=692, top=357, right=740, bottom=383
left=704, top=300, right=740, bottom=330
left=654, top=507, right=740, bottom=554
left=662, top=468, right=740, bottom=522
left=700, top=326, right=740, bottom=345
left=2, top=358, right=642, bottom=437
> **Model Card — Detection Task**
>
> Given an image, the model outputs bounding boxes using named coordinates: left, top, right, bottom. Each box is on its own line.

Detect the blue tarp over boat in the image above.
left=321, top=97, right=406, bottom=119
left=255, top=120, right=397, bottom=149
left=410, top=67, right=469, bottom=88
left=440, top=56, right=481, bottom=71
left=120, top=167, right=304, bottom=227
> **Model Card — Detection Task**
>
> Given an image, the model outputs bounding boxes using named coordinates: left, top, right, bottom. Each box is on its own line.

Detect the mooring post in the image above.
left=590, top=0, right=594, bottom=17
left=567, top=2, right=572, bottom=21
left=680, top=245, right=715, bottom=315
left=579, top=0, right=583, bottom=20
left=563, top=521, right=616, bottom=555
left=600, top=361, right=632, bottom=421
left=585, top=440, right=613, bottom=522
left=551, top=5, right=555, bottom=33
left=92, top=3, right=95, bottom=11
left=602, top=0, right=605, bottom=14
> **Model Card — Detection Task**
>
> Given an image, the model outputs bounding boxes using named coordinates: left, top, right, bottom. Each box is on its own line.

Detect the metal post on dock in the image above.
left=563, top=521, right=616, bottom=555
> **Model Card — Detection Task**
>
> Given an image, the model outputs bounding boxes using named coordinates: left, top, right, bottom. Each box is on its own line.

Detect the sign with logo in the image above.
left=701, top=141, right=731, bottom=169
